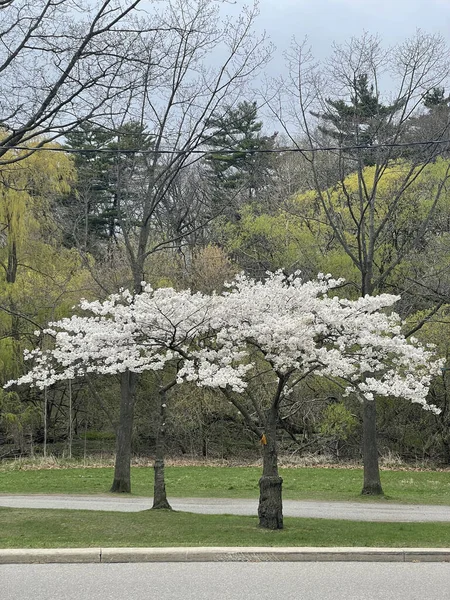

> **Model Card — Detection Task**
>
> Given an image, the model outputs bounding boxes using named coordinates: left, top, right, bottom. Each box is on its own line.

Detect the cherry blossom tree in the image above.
left=7, top=272, right=443, bottom=528
left=9, top=284, right=247, bottom=501
left=185, top=272, right=442, bottom=528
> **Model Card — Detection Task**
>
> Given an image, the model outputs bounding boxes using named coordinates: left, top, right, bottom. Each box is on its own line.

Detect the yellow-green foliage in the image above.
left=404, top=307, right=450, bottom=418
left=221, top=205, right=323, bottom=275
left=406, top=306, right=450, bottom=360
left=0, top=142, right=93, bottom=383
left=293, top=159, right=450, bottom=287
left=0, top=389, right=40, bottom=448
left=319, top=402, right=357, bottom=442
left=217, top=159, right=450, bottom=300
left=0, top=142, right=74, bottom=253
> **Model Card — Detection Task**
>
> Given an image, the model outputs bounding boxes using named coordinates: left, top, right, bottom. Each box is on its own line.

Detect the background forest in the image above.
left=2, top=5, right=450, bottom=469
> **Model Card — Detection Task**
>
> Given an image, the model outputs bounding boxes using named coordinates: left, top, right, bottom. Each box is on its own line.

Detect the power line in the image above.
left=1, top=138, right=450, bottom=156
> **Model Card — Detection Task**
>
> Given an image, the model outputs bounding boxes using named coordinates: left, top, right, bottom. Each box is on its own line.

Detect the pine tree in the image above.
left=204, top=101, right=277, bottom=210
left=63, top=124, right=116, bottom=249
left=312, top=74, right=403, bottom=165
left=62, top=122, right=152, bottom=253
left=403, top=87, right=450, bottom=161
left=423, top=87, right=450, bottom=109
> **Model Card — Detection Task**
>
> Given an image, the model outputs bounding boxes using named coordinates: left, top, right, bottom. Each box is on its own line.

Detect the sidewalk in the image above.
left=3, top=494, right=450, bottom=522
left=1, top=546, right=450, bottom=564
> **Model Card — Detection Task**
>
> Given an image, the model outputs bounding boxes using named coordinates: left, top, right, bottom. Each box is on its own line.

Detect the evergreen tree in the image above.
left=423, top=87, right=450, bottom=109
left=203, top=101, right=277, bottom=211
left=312, top=74, right=403, bottom=165
left=63, top=124, right=116, bottom=249
left=62, top=122, right=152, bottom=253
left=404, top=87, right=450, bottom=161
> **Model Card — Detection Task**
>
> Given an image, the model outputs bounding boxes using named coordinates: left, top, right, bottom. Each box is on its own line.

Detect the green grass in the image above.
left=1, top=506, right=450, bottom=549
left=1, top=465, right=450, bottom=505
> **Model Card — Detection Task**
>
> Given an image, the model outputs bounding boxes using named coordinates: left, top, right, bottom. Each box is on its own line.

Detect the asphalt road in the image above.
left=3, top=562, right=450, bottom=600
left=1, top=494, right=450, bottom=521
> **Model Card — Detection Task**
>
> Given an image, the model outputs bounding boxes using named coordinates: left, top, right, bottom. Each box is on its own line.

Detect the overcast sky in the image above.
left=238, top=0, right=450, bottom=126
left=256, top=0, right=450, bottom=59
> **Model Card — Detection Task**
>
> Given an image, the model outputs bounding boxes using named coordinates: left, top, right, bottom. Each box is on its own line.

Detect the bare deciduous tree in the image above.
left=270, top=31, right=450, bottom=495
left=91, top=0, right=272, bottom=494
left=0, top=0, right=150, bottom=163
left=1, top=0, right=271, bottom=497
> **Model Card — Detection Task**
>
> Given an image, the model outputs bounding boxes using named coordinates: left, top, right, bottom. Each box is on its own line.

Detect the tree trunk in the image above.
left=110, top=370, right=137, bottom=493
left=258, top=408, right=283, bottom=529
left=361, top=397, right=383, bottom=495
left=6, top=240, right=17, bottom=284
left=152, top=391, right=171, bottom=509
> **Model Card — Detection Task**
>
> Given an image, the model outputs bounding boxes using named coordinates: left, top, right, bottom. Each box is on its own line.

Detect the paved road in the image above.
left=1, top=494, right=450, bottom=521
left=3, top=562, right=450, bottom=600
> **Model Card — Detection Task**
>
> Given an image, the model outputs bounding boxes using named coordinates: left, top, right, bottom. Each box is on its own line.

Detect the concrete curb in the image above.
left=1, top=547, right=450, bottom=564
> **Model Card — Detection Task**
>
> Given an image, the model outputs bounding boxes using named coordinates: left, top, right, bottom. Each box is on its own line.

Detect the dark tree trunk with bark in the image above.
left=258, top=407, right=283, bottom=529
left=152, top=391, right=171, bottom=509
left=361, top=397, right=383, bottom=495
left=110, top=370, right=137, bottom=493
left=6, top=241, right=17, bottom=284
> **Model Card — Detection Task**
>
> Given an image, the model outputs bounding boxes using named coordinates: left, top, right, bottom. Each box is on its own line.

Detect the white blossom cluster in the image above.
left=6, top=272, right=444, bottom=413
left=12, top=285, right=224, bottom=389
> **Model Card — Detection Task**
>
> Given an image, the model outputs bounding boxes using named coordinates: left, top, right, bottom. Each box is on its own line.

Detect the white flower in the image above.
left=6, top=271, right=442, bottom=416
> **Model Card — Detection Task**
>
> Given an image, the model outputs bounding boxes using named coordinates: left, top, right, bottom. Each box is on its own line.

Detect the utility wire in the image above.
left=0, top=138, right=450, bottom=156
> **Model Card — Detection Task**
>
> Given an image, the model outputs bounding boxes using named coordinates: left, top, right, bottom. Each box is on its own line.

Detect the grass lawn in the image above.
left=1, top=464, right=450, bottom=505
left=2, top=506, right=450, bottom=549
